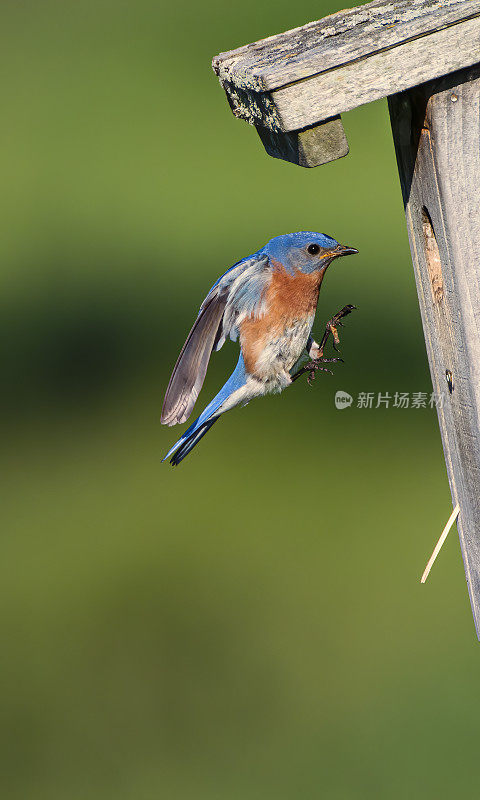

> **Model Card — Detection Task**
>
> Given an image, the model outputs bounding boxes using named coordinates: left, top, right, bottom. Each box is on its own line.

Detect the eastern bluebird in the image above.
left=162, top=231, right=358, bottom=465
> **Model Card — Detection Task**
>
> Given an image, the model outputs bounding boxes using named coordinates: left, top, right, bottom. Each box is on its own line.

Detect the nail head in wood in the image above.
left=211, top=0, right=480, bottom=638
left=389, top=63, right=480, bottom=638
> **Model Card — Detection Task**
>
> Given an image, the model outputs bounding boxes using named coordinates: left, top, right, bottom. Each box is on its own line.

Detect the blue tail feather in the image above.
left=163, top=354, right=247, bottom=465
left=169, top=418, right=219, bottom=466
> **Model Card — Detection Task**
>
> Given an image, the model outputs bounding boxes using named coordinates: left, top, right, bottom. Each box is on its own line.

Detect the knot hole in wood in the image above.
left=421, top=206, right=444, bottom=304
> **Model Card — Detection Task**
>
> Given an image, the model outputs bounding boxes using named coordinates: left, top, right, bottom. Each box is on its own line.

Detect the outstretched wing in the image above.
left=161, top=253, right=270, bottom=426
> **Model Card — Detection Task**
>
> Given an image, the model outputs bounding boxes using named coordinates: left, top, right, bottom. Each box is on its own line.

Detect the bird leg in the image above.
left=317, top=304, right=357, bottom=356
left=290, top=357, right=342, bottom=385
left=291, top=304, right=357, bottom=384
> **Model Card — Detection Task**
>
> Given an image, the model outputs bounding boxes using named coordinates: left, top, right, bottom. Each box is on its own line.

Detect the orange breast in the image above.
left=240, top=263, right=322, bottom=374
left=267, top=262, right=323, bottom=318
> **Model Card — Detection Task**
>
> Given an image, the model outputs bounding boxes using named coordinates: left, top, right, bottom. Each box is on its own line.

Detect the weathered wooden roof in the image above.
left=213, top=0, right=480, bottom=132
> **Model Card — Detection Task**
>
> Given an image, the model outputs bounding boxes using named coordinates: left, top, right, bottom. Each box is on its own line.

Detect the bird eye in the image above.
left=307, top=243, right=321, bottom=255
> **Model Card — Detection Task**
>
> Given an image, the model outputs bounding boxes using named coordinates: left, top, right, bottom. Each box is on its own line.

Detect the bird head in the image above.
left=263, top=232, right=358, bottom=275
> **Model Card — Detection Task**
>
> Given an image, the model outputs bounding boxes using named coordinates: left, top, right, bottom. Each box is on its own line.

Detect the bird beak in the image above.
left=334, top=244, right=359, bottom=257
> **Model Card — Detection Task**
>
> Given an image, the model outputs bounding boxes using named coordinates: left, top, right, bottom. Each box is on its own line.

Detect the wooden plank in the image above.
left=272, top=17, right=480, bottom=130
left=212, top=1, right=480, bottom=132
left=214, top=0, right=480, bottom=91
left=255, top=116, right=349, bottom=167
left=389, top=65, right=480, bottom=638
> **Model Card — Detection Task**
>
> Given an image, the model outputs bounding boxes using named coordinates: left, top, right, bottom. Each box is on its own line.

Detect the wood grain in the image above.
left=255, top=116, right=349, bottom=167
left=213, top=0, right=480, bottom=132
left=271, top=17, right=480, bottom=131
left=214, top=0, right=480, bottom=91
left=389, top=65, right=480, bottom=638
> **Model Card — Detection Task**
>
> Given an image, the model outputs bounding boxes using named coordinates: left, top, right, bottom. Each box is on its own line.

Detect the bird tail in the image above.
left=168, top=417, right=219, bottom=466
left=162, top=354, right=247, bottom=466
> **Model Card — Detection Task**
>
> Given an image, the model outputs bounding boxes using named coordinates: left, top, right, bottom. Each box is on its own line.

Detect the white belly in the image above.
left=254, top=315, right=315, bottom=392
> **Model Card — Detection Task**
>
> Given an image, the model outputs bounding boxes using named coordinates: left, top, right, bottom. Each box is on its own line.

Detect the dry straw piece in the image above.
left=421, top=504, right=460, bottom=583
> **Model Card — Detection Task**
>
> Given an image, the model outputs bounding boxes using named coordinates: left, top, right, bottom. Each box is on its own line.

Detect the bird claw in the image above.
left=305, top=360, right=335, bottom=385
left=290, top=304, right=356, bottom=385
left=318, top=304, right=357, bottom=357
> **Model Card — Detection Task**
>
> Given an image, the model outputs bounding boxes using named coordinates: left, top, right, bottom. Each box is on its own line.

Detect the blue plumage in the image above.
left=264, top=231, right=339, bottom=274
left=162, top=355, right=247, bottom=465
left=162, top=232, right=358, bottom=465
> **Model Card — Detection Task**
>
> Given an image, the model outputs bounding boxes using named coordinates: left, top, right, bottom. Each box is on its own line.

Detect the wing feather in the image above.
left=161, top=253, right=269, bottom=426
left=161, top=291, right=228, bottom=426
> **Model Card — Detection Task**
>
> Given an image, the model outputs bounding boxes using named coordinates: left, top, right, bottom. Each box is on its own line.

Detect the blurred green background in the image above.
left=2, top=1, right=479, bottom=798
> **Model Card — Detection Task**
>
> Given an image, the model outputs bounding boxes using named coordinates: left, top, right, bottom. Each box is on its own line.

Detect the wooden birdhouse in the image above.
left=212, top=0, right=480, bottom=637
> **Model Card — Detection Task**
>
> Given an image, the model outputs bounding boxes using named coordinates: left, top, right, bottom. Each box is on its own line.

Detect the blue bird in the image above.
left=162, top=231, right=358, bottom=465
